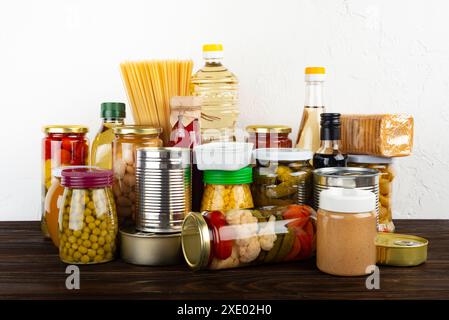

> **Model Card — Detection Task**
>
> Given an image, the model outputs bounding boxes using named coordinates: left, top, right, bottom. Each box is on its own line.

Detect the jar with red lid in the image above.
left=42, top=126, right=89, bottom=238
left=246, top=125, right=292, bottom=149
left=59, top=167, right=118, bottom=264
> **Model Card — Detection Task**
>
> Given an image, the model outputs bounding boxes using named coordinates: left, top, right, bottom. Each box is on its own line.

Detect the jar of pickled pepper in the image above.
left=42, top=126, right=89, bottom=238
left=59, top=167, right=118, bottom=264
left=201, top=166, right=254, bottom=212
left=246, top=125, right=292, bottom=149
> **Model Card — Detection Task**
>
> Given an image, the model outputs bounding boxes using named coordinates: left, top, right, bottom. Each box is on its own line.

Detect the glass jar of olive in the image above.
left=252, top=148, right=314, bottom=207
left=59, top=167, right=118, bottom=264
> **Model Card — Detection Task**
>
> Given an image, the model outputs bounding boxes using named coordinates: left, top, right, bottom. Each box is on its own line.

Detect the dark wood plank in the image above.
left=0, top=220, right=447, bottom=300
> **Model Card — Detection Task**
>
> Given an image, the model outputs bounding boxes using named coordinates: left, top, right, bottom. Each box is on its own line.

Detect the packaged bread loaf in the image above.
left=340, top=114, right=414, bottom=157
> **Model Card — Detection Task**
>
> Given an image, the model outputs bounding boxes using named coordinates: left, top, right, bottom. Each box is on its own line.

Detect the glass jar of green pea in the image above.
left=59, top=167, right=118, bottom=264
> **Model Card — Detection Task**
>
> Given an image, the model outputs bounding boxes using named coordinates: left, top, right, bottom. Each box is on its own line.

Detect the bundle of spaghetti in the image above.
left=120, top=59, right=193, bottom=144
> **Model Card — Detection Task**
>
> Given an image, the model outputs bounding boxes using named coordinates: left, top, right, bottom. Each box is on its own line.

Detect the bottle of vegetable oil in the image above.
left=296, top=67, right=326, bottom=152
left=91, top=102, right=126, bottom=169
left=191, top=44, right=239, bottom=143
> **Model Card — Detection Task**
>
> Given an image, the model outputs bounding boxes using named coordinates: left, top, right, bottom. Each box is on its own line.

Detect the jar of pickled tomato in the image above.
left=181, top=205, right=316, bottom=270
left=59, top=167, right=118, bottom=264
left=201, top=166, right=254, bottom=212
left=42, top=126, right=89, bottom=238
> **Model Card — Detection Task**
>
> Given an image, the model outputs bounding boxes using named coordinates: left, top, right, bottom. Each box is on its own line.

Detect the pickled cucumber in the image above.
left=264, top=233, right=284, bottom=263
left=274, top=227, right=295, bottom=262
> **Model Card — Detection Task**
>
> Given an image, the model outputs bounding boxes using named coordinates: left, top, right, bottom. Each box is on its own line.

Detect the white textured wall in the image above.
left=0, top=0, right=448, bottom=220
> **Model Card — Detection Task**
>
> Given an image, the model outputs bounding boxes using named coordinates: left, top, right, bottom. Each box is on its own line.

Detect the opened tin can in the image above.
left=376, top=232, right=428, bottom=266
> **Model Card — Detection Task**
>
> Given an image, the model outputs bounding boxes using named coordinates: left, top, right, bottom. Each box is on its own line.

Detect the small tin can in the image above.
left=376, top=232, right=428, bottom=267
left=120, top=227, right=183, bottom=266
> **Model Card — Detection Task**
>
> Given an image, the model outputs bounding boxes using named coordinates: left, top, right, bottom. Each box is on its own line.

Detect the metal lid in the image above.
left=43, top=125, right=88, bottom=134
left=314, top=167, right=380, bottom=178
left=246, top=125, right=292, bottom=134
left=347, top=155, right=394, bottom=164
left=254, top=148, right=313, bottom=161
left=319, top=188, right=376, bottom=213
left=376, top=232, right=428, bottom=248
left=61, top=167, right=113, bottom=188
left=181, top=212, right=211, bottom=271
left=113, top=125, right=162, bottom=135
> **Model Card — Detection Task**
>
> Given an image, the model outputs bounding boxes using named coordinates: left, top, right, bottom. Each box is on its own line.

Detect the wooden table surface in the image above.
left=0, top=220, right=447, bottom=300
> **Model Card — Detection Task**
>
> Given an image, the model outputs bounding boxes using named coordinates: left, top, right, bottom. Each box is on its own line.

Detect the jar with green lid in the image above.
left=252, top=148, right=314, bottom=207
left=201, top=166, right=254, bottom=211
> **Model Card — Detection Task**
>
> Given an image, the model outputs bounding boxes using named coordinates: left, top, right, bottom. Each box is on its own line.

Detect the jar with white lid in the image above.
left=347, top=155, right=395, bottom=232
left=317, top=188, right=377, bottom=276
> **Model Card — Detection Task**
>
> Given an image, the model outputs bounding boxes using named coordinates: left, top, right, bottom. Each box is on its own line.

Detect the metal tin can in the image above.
left=376, top=232, right=428, bottom=267
left=135, top=147, right=191, bottom=233
left=313, top=167, right=380, bottom=214
left=120, top=227, right=182, bottom=266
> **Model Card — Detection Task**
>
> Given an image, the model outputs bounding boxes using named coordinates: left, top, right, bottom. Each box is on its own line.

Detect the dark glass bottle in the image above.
left=313, top=113, right=347, bottom=169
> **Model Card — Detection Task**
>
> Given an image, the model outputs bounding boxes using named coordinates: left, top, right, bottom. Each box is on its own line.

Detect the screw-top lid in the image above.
left=203, top=166, right=252, bottom=185
left=254, top=148, right=313, bottom=161
left=61, top=167, right=113, bottom=188
left=305, top=66, right=326, bottom=81
left=202, top=43, right=224, bottom=59
left=43, top=125, right=88, bottom=134
left=101, top=102, right=126, bottom=119
left=320, top=113, right=341, bottom=140
left=246, top=125, right=292, bottom=134
left=52, top=165, right=97, bottom=178
left=347, top=155, right=394, bottom=164
left=181, top=212, right=211, bottom=271
left=319, top=188, right=376, bottom=213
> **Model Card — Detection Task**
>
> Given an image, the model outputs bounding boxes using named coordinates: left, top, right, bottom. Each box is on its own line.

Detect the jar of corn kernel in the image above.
left=59, top=167, right=117, bottom=264
left=201, top=166, right=254, bottom=212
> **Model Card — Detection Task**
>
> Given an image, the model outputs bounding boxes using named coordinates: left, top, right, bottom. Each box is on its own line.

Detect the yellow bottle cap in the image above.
left=203, top=44, right=223, bottom=52
left=305, top=67, right=326, bottom=74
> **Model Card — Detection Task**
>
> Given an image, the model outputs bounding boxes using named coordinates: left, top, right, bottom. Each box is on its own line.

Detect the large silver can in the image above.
left=313, top=167, right=380, bottom=215
left=135, top=147, right=191, bottom=233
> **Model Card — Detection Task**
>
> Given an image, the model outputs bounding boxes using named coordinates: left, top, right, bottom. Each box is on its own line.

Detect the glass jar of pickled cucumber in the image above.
left=181, top=205, right=316, bottom=270
left=42, top=126, right=89, bottom=238
left=112, top=126, right=163, bottom=226
left=252, top=148, right=314, bottom=207
left=347, top=155, right=395, bottom=232
left=201, top=166, right=254, bottom=211
left=59, top=167, right=117, bottom=264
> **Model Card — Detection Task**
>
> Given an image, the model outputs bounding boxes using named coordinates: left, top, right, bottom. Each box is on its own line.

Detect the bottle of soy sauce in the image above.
left=313, top=113, right=347, bottom=169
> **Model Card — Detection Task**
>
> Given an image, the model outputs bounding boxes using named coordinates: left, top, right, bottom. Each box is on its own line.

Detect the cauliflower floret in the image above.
left=238, top=236, right=261, bottom=263
left=225, top=209, right=246, bottom=225
left=210, top=245, right=240, bottom=270
left=258, top=215, right=277, bottom=251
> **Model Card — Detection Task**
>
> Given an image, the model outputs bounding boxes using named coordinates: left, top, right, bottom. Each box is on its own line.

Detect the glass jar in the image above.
left=252, top=148, right=314, bottom=207
left=112, top=125, right=163, bottom=226
left=317, top=188, right=377, bottom=276
left=246, top=125, right=292, bottom=149
left=44, top=166, right=90, bottom=247
left=42, top=125, right=89, bottom=238
left=347, top=155, right=395, bottom=232
left=201, top=166, right=254, bottom=211
left=59, top=167, right=118, bottom=264
left=181, top=205, right=316, bottom=270
left=169, top=96, right=201, bottom=148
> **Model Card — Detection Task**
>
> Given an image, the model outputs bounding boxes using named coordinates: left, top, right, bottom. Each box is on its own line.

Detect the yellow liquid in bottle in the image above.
left=296, top=106, right=324, bottom=152
left=191, top=61, right=239, bottom=143
left=91, top=120, right=124, bottom=169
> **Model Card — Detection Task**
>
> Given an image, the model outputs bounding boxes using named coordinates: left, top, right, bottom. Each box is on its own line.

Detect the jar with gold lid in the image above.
left=112, top=125, right=163, bottom=226
left=246, top=125, right=292, bottom=149
left=42, top=125, right=89, bottom=238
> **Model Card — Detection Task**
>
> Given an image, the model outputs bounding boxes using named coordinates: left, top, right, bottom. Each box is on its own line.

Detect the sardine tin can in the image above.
left=376, top=232, right=428, bottom=267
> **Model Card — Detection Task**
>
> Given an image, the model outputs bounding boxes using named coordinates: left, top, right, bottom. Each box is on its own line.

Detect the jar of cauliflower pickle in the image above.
left=347, top=155, right=395, bottom=232
left=59, top=167, right=118, bottom=264
left=181, top=205, right=316, bottom=270
left=112, top=125, right=163, bottom=226
left=201, top=166, right=254, bottom=211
